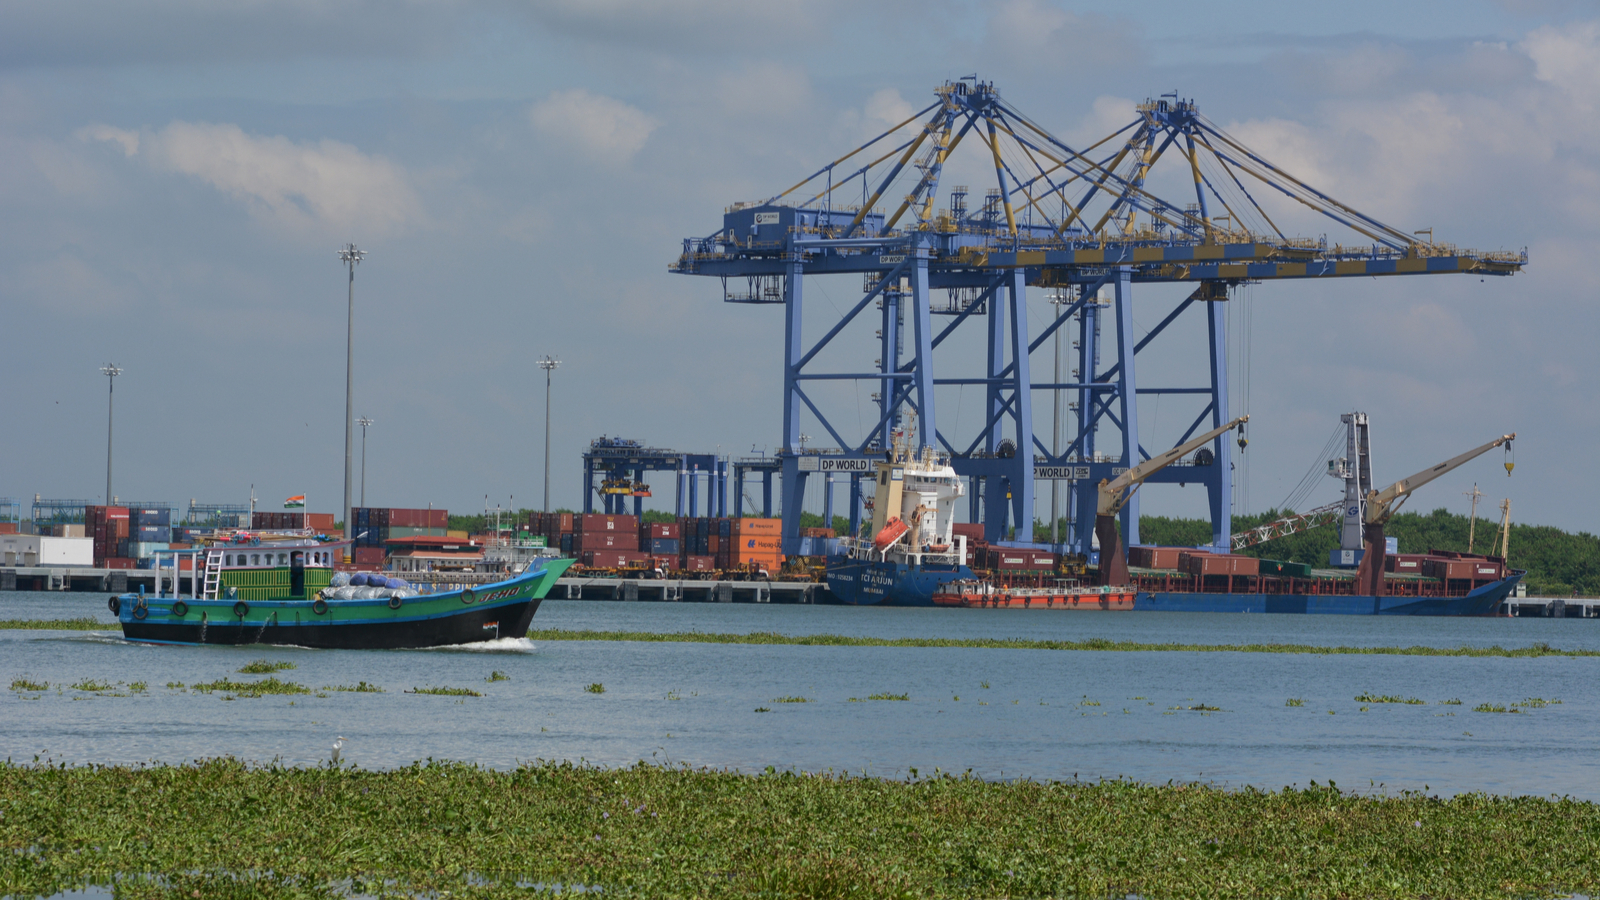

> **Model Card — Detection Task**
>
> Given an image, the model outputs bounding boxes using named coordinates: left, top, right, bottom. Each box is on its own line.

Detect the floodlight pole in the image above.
left=357, top=417, right=373, bottom=508
left=538, top=356, right=560, bottom=512
left=338, top=244, right=366, bottom=539
left=101, top=363, right=121, bottom=504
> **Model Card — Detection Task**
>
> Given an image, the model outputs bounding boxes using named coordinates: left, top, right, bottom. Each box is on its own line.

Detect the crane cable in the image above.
left=1277, top=423, right=1347, bottom=513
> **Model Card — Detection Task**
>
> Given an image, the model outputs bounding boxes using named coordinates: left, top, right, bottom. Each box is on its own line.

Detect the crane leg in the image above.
left=1356, top=523, right=1387, bottom=597
left=1096, top=514, right=1130, bottom=587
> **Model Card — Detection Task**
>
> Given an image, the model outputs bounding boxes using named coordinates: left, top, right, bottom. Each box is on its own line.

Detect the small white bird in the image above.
left=331, top=736, right=346, bottom=765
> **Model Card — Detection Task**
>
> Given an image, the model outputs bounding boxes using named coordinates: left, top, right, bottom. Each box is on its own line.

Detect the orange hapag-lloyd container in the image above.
left=730, top=518, right=781, bottom=535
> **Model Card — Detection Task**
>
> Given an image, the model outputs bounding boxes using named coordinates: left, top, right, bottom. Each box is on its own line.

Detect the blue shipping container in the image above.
left=646, top=538, right=680, bottom=555
left=131, top=508, right=171, bottom=527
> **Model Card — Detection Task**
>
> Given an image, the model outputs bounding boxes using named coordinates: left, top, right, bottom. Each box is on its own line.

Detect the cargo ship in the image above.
left=825, top=432, right=977, bottom=606
left=112, top=538, right=572, bottom=648
left=925, top=417, right=1521, bottom=616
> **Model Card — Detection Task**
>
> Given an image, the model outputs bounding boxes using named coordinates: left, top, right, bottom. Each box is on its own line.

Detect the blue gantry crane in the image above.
left=672, top=79, right=1525, bottom=556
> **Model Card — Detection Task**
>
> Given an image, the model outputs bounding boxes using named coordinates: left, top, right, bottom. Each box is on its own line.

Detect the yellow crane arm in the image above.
left=1365, top=433, right=1515, bottom=525
left=1098, top=415, right=1249, bottom=516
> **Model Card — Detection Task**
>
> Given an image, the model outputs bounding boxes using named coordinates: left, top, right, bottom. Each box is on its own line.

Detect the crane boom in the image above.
left=1365, top=433, right=1515, bottom=525
left=1355, top=430, right=1515, bottom=597
left=1095, top=415, right=1248, bottom=587
left=1098, top=415, right=1249, bottom=516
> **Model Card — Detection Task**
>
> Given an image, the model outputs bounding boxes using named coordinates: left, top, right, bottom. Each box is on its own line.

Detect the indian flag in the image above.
left=284, top=495, right=306, bottom=509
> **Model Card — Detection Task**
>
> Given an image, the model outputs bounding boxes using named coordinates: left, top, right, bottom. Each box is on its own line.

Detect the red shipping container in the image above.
left=682, top=556, right=715, bottom=572
left=574, top=532, right=638, bottom=552
left=0, top=523, right=16, bottom=534
left=641, top=522, right=681, bottom=540
left=578, top=514, right=638, bottom=533
left=353, top=547, right=386, bottom=566
left=1471, top=561, right=1505, bottom=580
left=427, top=509, right=447, bottom=529
left=1129, top=546, right=1184, bottom=569
left=1184, top=554, right=1259, bottom=577
left=1386, top=553, right=1429, bottom=574
left=101, top=557, right=135, bottom=569
left=305, top=513, right=336, bottom=532
left=952, top=522, right=985, bottom=542
left=556, top=513, right=575, bottom=533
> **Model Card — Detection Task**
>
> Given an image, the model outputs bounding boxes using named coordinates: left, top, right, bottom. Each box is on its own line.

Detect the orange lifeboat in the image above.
left=874, top=516, right=909, bottom=550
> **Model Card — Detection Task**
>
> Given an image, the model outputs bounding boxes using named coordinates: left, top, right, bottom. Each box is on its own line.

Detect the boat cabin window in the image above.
left=251, top=553, right=261, bottom=566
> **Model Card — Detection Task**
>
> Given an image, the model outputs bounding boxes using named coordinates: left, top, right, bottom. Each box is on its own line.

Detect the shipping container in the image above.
left=559, top=534, right=574, bottom=555
left=578, top=514, right=638, bottom=533
left=305, top=512, right=336, bottom=532
left=641, top=522, right=681, bottom=540
left=731, top=517, right=781, bottom=535
left=1386, top=553, right=1430, bottom=574
left=646, top=538, right=681, bottom=555
left=951, top=522, right=985, bottom=542
left=101, top=557, right=135, bottom=569
left=574, top=531, right=638, bottom=552
left=649, top=555, right=679, bottom=572
left=682, top=555, right=716, bottom=572
left=1184, top=554, right=1259, bottom=577
left=581, top=550, right=649, bottom=568
left=353, top=547, right=387, bottom=567
left=129, top=507, right=171, bottom=527
left=52, top=524, right=87, bottom=538
left=388, top=526, right=448, bottom=539
left=1128, top=546, right=1185, bottom=569
left=800, top=527, right=835, bottom=538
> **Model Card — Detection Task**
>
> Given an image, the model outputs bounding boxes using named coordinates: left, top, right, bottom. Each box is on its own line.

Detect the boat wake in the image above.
left=414, top=636, right=538, bottom=654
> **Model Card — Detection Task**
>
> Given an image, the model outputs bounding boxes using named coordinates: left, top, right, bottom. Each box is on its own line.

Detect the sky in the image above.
left=2, top=0, right=1597, bottom=537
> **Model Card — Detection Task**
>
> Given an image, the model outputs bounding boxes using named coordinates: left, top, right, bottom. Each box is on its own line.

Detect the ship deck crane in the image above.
left=1354, top=432, right=1516, bottom=596
left=1097, top=415, right=1248, bottom=586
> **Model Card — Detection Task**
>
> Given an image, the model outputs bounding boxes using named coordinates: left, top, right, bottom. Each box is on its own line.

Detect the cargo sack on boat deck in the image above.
left=329, top=571, right=351, bottom=588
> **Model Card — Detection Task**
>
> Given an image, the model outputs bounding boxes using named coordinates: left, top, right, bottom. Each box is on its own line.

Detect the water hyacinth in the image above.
left=0, top=759, right=1595, bottom=898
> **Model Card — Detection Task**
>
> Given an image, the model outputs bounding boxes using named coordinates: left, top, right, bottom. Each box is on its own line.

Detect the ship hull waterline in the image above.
left=114, top=560, right=572, bottom=649
left=829, top=555, right=1520, bottom=615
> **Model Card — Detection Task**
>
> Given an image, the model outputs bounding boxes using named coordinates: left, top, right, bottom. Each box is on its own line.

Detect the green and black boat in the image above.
left=111, top=538, right=572, bottom=649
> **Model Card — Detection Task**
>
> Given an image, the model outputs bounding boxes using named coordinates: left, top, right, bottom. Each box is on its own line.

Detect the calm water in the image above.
left=3, top=591, right=1597, bottom=799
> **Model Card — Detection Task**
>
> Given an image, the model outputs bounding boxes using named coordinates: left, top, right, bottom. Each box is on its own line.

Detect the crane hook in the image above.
left=1236, top=427, right=1248, bottom=453
left=1504, top=441, right=1514, bottom=476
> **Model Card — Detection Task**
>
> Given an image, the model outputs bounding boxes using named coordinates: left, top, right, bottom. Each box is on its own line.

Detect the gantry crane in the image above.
left=673, top=80, right=1525, bottom=556
left=1097, top=415, right=1248, bottom=586
left=1354, top=433, right=1516, bottom=596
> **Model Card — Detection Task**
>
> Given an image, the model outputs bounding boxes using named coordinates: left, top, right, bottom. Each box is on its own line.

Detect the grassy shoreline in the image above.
left=3, top=618, right=1597, bottom=657
left=0, top=760, right=1594, bottom=898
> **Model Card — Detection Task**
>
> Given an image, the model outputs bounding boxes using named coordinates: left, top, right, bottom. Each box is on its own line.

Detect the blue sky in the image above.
left=2, top=0, right=1596, bottom=536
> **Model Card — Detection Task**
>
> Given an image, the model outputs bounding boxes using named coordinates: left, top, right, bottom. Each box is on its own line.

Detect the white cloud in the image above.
left=529, top=89, right=657, bottom=164
left=1521, top=19, right=1600, bottom=106
left=983, top=0, right=1142, bottom=70
left=83, top=121, right=423, bottom=237
left=864, top=88, right=915, bottom=132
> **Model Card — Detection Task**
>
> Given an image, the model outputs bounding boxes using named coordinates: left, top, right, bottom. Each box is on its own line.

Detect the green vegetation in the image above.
left=189, top=677, right=310, bottom=698
left=772, top=696, right=811, bottom=703
left=1516, top=698, right=1560, bottom=708
left=68, top=678, right=113, bottom=692
left=1134, top=507, right=1600, bottom=595
left=323, top=681, right=385, bottom=693
left=1, top=760, right=1594, bottom=899
left=1285, top=698, right=1304, bottom=707
left=1354, top=692, right=1426, bottom=705
left=863, top=692, right=910, bottom=701
left=1473, top=703, right=1516, bottom=713
left=0, top=617, right=103, bottom=631
left=524, top=628, right=1598, bottom=658
left=407, top=686, right=483, bottom=697
left=237, top=658, right=296, bottom=674
left=9, top=676, right=48, bottom=692
left=1441, top=698, right=1463, bottom=705
left=584, top=682, right=606, bottom=694
left=486, top=670, right=509, bottom=682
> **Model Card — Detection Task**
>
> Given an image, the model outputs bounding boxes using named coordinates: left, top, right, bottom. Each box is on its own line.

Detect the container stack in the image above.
left=86, top=505, right=129, bottom=566
left=726, top=518, right=782, bottom=572
left=640, top=520, right=680, bottom=572
left=574, top=513, right=644, bottom=568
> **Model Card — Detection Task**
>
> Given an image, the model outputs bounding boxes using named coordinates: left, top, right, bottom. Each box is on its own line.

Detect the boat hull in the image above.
left=115, top=559, right=572, bottom=649
left=1135, top=572, right=1520, bottom=616
left=824, top=555, right=976, bottom=606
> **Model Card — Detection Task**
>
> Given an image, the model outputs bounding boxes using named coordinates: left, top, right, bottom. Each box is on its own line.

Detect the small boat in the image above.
left=111, top=538, right=573, bottom=649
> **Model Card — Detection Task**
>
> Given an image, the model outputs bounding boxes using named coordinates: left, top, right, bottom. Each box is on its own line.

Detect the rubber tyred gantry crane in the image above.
left=671, top=79, right=1526, bottom=556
